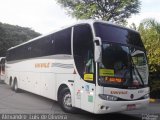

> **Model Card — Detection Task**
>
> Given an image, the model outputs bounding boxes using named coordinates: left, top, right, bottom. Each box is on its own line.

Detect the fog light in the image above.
left=106, top=106, right=109, bottom=110
left=100, top=106, right=105, bottom=110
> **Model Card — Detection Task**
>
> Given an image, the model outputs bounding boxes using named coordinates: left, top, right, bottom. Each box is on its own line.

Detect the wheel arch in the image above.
left=57, top=84, right=70, bottom=102
left=57, top=83, right=76, bottom=113
left=57, top=82, right=74, bottom=100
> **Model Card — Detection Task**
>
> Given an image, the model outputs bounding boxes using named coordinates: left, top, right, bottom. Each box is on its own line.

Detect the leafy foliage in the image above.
left=57, top=0, right=141, bottom=24
left=0, top=22, right=41, bottom=56
left=138, top=19, right=160, bottom=72
left=149, top=78, right=160, bottom=98
left=130, top=19, right=160, bottom=98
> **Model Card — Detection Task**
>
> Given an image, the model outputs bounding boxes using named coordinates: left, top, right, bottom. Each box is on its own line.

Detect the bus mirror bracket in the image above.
left=94, top=37, right=102, bottom=63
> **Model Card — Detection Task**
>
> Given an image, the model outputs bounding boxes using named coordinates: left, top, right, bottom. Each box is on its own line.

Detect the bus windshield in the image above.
left=99, top=44, right=148, bottom=88
left=94, top=22, right=148, bottom=88
left=94, top=22, right=144, bottom=48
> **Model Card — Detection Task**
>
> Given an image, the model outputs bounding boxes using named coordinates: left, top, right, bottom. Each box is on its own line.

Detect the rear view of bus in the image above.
left=92, top=22, right=149, bottom=113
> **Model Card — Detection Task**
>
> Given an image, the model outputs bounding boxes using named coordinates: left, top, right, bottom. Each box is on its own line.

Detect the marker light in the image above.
left=80, top=90, right=83, bottom=93
left=90, top=92, right=94, bottom=95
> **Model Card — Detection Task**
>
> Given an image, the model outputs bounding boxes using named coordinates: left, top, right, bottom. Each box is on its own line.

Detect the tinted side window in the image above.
left=6, top=28, right=72, bottom=61
left=30, top=28, right=72, bottom=57
left=30, top=36, right=52, bottom=58
left=54, top=28, right=71, bottom=55
left=7, top=44, right=30, bottom=61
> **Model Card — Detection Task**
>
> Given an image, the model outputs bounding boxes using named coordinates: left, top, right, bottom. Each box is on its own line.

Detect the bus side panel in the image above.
left=5, top=57, right=74, bottom=102
left=15, top=70, right=56, bottom=100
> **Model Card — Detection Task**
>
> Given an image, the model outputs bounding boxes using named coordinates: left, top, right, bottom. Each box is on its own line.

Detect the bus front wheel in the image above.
left=59, top=88, right=76, bottom=113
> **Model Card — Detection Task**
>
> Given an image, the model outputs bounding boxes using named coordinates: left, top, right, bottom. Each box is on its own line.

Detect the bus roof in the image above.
left=8, top=20, right=138, bottom=51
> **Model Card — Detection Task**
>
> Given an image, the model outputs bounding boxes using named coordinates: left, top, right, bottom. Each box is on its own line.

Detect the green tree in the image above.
left=129, top=19, right=160, bottom=99
left=138, top=19, right=160, bottom=72
left=129, top=23, right=137, bottom=30
left=57, top=0, right=141, bottom=24
left=0, top=22, right=41, bottom=56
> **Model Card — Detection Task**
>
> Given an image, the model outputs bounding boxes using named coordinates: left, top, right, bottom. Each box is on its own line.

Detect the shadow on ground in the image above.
left=66, top=109, right=141, bottom=120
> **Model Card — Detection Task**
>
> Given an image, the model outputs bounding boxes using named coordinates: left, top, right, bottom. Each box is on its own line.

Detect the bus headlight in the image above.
left=99, top=94, right=118, bottom=101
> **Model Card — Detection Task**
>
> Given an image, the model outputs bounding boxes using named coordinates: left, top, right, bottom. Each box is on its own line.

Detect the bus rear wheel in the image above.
left=13, top=80, right=19, bottom=92
left=59, top=88, right=76, bottom=113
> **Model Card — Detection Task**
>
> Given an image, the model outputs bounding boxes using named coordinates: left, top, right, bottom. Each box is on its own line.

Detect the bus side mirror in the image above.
left=94, top=37, right=102, bottom=63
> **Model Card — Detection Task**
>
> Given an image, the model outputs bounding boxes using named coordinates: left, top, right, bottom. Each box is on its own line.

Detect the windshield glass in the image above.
left=94, top=22, right=144, bottom=48
left=99, top=43, right=148, bottom=88
left=131, top=48, right=148, bottom=85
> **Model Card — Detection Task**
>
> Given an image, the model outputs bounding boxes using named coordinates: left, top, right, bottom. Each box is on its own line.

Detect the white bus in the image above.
left=0, top=57, right=5, bottom=81
left=5, top=20, right=149, bottom=114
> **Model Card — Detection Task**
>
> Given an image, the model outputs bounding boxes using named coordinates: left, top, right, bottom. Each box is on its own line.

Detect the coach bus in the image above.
left=0, top=57, right=5, bottom=81
left=5, top=20, right=149, bottom=114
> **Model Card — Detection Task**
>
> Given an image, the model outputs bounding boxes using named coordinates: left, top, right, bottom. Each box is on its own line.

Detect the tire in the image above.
left=59, top=88, right=76, bottom=113
left=11, top=80, right=14, bottom=90
left=9, top=78, right=12, bottom=86
left=13, top=80, right=19, bottom=92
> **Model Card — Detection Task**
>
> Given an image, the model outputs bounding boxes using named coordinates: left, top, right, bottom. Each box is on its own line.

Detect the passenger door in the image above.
left=73, top=24, right=96, bottom=112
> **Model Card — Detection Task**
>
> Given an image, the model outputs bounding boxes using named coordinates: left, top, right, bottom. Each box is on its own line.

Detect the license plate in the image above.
left=127, top=104, right=136, bottom=110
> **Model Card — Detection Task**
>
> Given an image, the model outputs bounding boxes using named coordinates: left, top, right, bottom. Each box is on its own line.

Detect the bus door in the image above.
left=73, top=24, right=95, bottom=112
left=73, top=54, right=96, bottom=112
left=74, top=67, right=95, bottom=113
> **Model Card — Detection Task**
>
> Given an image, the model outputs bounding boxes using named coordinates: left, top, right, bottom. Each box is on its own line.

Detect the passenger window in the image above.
left=54, top=28, right=71, bottom=55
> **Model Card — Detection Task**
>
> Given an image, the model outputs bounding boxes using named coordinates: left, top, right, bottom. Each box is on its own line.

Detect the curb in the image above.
left=150, top=99, right=160, bottom=103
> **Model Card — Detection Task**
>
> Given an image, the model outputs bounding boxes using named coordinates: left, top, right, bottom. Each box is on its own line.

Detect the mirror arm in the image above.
left=94, top=37, right=102, bottom=63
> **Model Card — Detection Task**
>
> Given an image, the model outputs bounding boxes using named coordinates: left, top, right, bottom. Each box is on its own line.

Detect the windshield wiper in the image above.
left=130, top=55, right=144, bottom=86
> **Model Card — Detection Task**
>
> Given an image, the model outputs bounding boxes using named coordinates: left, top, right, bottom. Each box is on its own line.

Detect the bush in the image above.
left=149, top=77, right=160, bottom=99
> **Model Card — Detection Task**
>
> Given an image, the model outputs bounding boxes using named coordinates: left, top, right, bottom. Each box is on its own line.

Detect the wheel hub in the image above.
left=63, top=93, right=72, bottom=107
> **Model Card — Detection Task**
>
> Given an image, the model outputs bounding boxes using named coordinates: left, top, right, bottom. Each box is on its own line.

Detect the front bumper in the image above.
left=93, top=98, right=149, bottom=114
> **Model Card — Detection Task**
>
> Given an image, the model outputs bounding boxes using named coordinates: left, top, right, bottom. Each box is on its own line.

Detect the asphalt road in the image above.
left=0, top=82, right=160, bottom=120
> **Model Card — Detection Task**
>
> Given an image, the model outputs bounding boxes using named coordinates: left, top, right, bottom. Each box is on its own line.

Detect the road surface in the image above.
left=0, top=83, right=159, bottom=120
